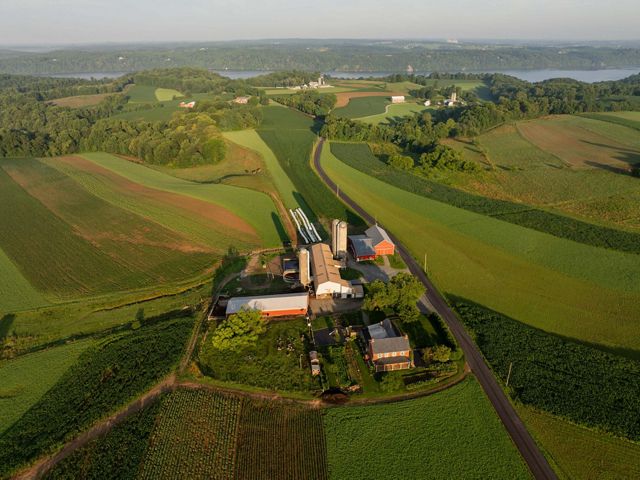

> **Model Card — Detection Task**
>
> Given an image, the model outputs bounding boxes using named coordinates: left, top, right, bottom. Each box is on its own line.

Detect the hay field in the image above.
left=49, top=93, right=114, bottom=108
left=154, top=87, right=183, bottom=101
left=357, top=102, right=433, bottom=124
left=321, top=143, right=640, bottom=351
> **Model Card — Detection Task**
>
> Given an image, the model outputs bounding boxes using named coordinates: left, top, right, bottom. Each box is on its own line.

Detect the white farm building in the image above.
left=391, top=95, right=405, bottom=104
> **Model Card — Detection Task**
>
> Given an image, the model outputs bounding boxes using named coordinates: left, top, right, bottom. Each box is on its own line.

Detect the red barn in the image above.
left=348, top=225, right=395, bottom=262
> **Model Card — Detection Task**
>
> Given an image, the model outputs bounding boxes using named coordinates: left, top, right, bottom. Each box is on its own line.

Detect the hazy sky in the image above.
left=1, top=0, right=638, bottom=45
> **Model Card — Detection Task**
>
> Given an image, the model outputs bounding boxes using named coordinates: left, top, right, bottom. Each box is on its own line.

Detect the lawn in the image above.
left=223, top=129, right=299, bottom=208
left=0, top=340, right=93, bottom=433
left=323, top=377, right=530, bottom=480
left=154, top=87, right=183, bottom=101
left=257, top=106, right=361, bottom=226
left=0, top=158, right=216, bottom=300
left=332, top=95, right=389, bottom=118
left=49, top=92, right=114, bottom=108
left=81, top=152, right=283, bottom=247
left=125, top=84, right=159, bottom=103
left=581, top=111, right=640, bottom=131
left=321, top=143, right=640, bottom=351
left=357, top=102, right=433, bottom=124
left=517, top=406, right=640, bottom=480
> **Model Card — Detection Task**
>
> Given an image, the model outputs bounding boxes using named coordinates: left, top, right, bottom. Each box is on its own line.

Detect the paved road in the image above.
left=313, top=138, right=557, bottom=480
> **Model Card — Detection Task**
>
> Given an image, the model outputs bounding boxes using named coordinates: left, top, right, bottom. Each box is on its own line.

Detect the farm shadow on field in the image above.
left=0, top=314, right=15, bottom=339
left=271, top=212, right=290, bottom=244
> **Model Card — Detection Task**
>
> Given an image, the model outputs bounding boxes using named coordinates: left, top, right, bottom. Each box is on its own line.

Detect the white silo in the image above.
left=299, top=248, right=311, bottom=287
left=331, top=219, right=340, bottom=256
left=336, top=221, right=348, bottom=259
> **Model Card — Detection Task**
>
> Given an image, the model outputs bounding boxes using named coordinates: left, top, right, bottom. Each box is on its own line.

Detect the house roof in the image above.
left=226, top=292, right=308, bottom=315
left=365, top=225, right=394, bottom=247
left=367, top=318, right=397, bottom=339
left=310, top=243, right=350, bottom=290
left=370, top=337, right=411, bottom=355
left=374, top=355, right=412, bottom=365
left=349, top=235, right=376, bottom=258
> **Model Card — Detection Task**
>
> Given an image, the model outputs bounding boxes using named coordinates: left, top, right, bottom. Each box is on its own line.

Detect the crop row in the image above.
left=455, top=301, right=640, bottom=441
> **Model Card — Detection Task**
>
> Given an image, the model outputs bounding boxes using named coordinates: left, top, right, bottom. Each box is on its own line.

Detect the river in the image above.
left=48, top=68, right=640, bottom=83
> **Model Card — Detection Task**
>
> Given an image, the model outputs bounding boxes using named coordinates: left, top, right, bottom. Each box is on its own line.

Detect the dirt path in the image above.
left=313, top=137, right=557, bottom=480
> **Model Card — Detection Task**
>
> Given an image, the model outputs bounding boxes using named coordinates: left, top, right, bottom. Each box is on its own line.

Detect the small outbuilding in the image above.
left=309, top=350, right=321, bottom=376
left=348, top=225, right=395, bottom=262
left=391, top=95, right=405, bottom=104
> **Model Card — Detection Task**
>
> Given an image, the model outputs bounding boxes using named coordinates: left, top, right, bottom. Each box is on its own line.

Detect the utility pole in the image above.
left=505, top=362, right=513, bottom=388
left=336, top=184, right=340, bottom=198
left=424, top=253, right=427, bottom=272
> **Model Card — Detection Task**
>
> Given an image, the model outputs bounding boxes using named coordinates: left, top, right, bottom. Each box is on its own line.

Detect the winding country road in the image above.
left=313, top=138, right=557, bottom=480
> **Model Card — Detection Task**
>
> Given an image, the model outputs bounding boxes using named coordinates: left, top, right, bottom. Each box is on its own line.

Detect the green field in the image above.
left=0, top=317, right=193, bottom=478
left=0, top=246, right=48, bottom=312
left=321, top=143, right=640, bottom=351
left=582, top=111, right=640, bottom=131
left=333, top=96, right=390, bottom=118
left=324, top=378, right=530, bottom=479
left=154, top=87, right=183, bottom=101
left=257, top=106, right=360, bottom=225
left=449, top=119, right=640, bottom=232
left=126, top=85, right=183, bottom=103
left=0, top=340, right=93, bottom=433
left=223, top=129, right=300, bottom=208
left=357, top=102, right=433, bottom=124
left=0, top=158, right=216, bottom=301
left=81, top=152, right=283, bottom=246
left=517, top=406, right=640, bottom=480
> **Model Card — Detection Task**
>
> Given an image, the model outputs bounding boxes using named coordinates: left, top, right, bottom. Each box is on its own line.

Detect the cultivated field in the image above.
left=257, top=106, right=358, bottom=225
left=223, top=129, right=300, bottom=208
left=0, top=246, right=48, bottom=312
left=333, top=95, right=390, bottom=118
left=80, top=152, right=283, bottom=246
left=323, top=378, right=530, bottom=479
left=141, top=388, right=327, bottom=480
left=141, top=389, right=241, bottom=480
left=0, top=158, right=215, bottom=300
left=126, top=85, right=183, bottom=103
left=0, top=340, right=93, bottom=433
left=582, top=111, right=640, bottom=131
left=49, top=92, right=114, bottom=108
left=517, top=406, right=640, bottom=480
left=322, top=143, right=640, bottom=351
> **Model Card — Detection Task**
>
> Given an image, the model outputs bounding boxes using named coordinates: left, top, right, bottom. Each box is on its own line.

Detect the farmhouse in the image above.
left=365, top=319, right=413, bottom=372
left=309, top=243, right=354, bottom=299
left=424, top=99, right=431, bottom=106
left=233, top=96, right=251, bottom=104
left=225, top=292, right=309, bottom=318
left=391, top=95, right=405, bottom=104
left=179, top=101, right=196, bottom=108
left=348, top=225, right=395, bottom=262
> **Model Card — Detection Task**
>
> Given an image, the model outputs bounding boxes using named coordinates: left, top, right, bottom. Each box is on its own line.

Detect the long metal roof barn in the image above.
left=226, top=292, right=309, bottom=316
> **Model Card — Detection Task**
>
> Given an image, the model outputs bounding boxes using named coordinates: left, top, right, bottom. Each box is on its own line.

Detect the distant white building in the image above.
left=179, top=101, right=196, bottom=109
left=391, top=95, right=405, bottom=104
left=424, top=99, right=431, bottom=107
left=233, top=96, right=251, bottom=104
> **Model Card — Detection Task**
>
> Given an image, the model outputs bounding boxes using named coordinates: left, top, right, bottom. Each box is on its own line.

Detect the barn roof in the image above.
left=365, top=225, right=394, bottom=247
left=310, top=243, right=350, bottom=290
left=226, top=292, right=308, bottom=315
left=349, top=235, right=376, bottom=258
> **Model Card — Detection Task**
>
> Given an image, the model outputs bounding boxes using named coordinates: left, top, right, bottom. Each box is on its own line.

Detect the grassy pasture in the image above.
left=257, top=106, right=359, bottom=225
left=517, top=116, right=640, bottom=170
left=321, top=144, right=640, bottom=351
left=5, top=282, right=209, bottom=356
left=0, top=247, right=48, bottom=313
left=357, top=102, right=433, bottom=124
left=48, top=93, right=114, bottom=108
left=223, top=129, right=300, bottom=208
left=333, top=95, right=390, bottom=118
left=583, top=111, right=640, bottom=131
left=517, top=406, right=640, bottom=480
left=324, top=378, right=530, bottom=479
left=0, top=158, right=215, bottom=300
left=449, top=122, right=640, bottom=232
left=0, top=340, right=93, bottom=433
left=81, top=152, right=283, bottom=247
left=154, top=87, right=183, bottom=101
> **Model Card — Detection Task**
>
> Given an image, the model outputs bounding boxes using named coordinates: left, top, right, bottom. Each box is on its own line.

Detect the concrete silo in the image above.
left=332, top=219, right=348, bottom=259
